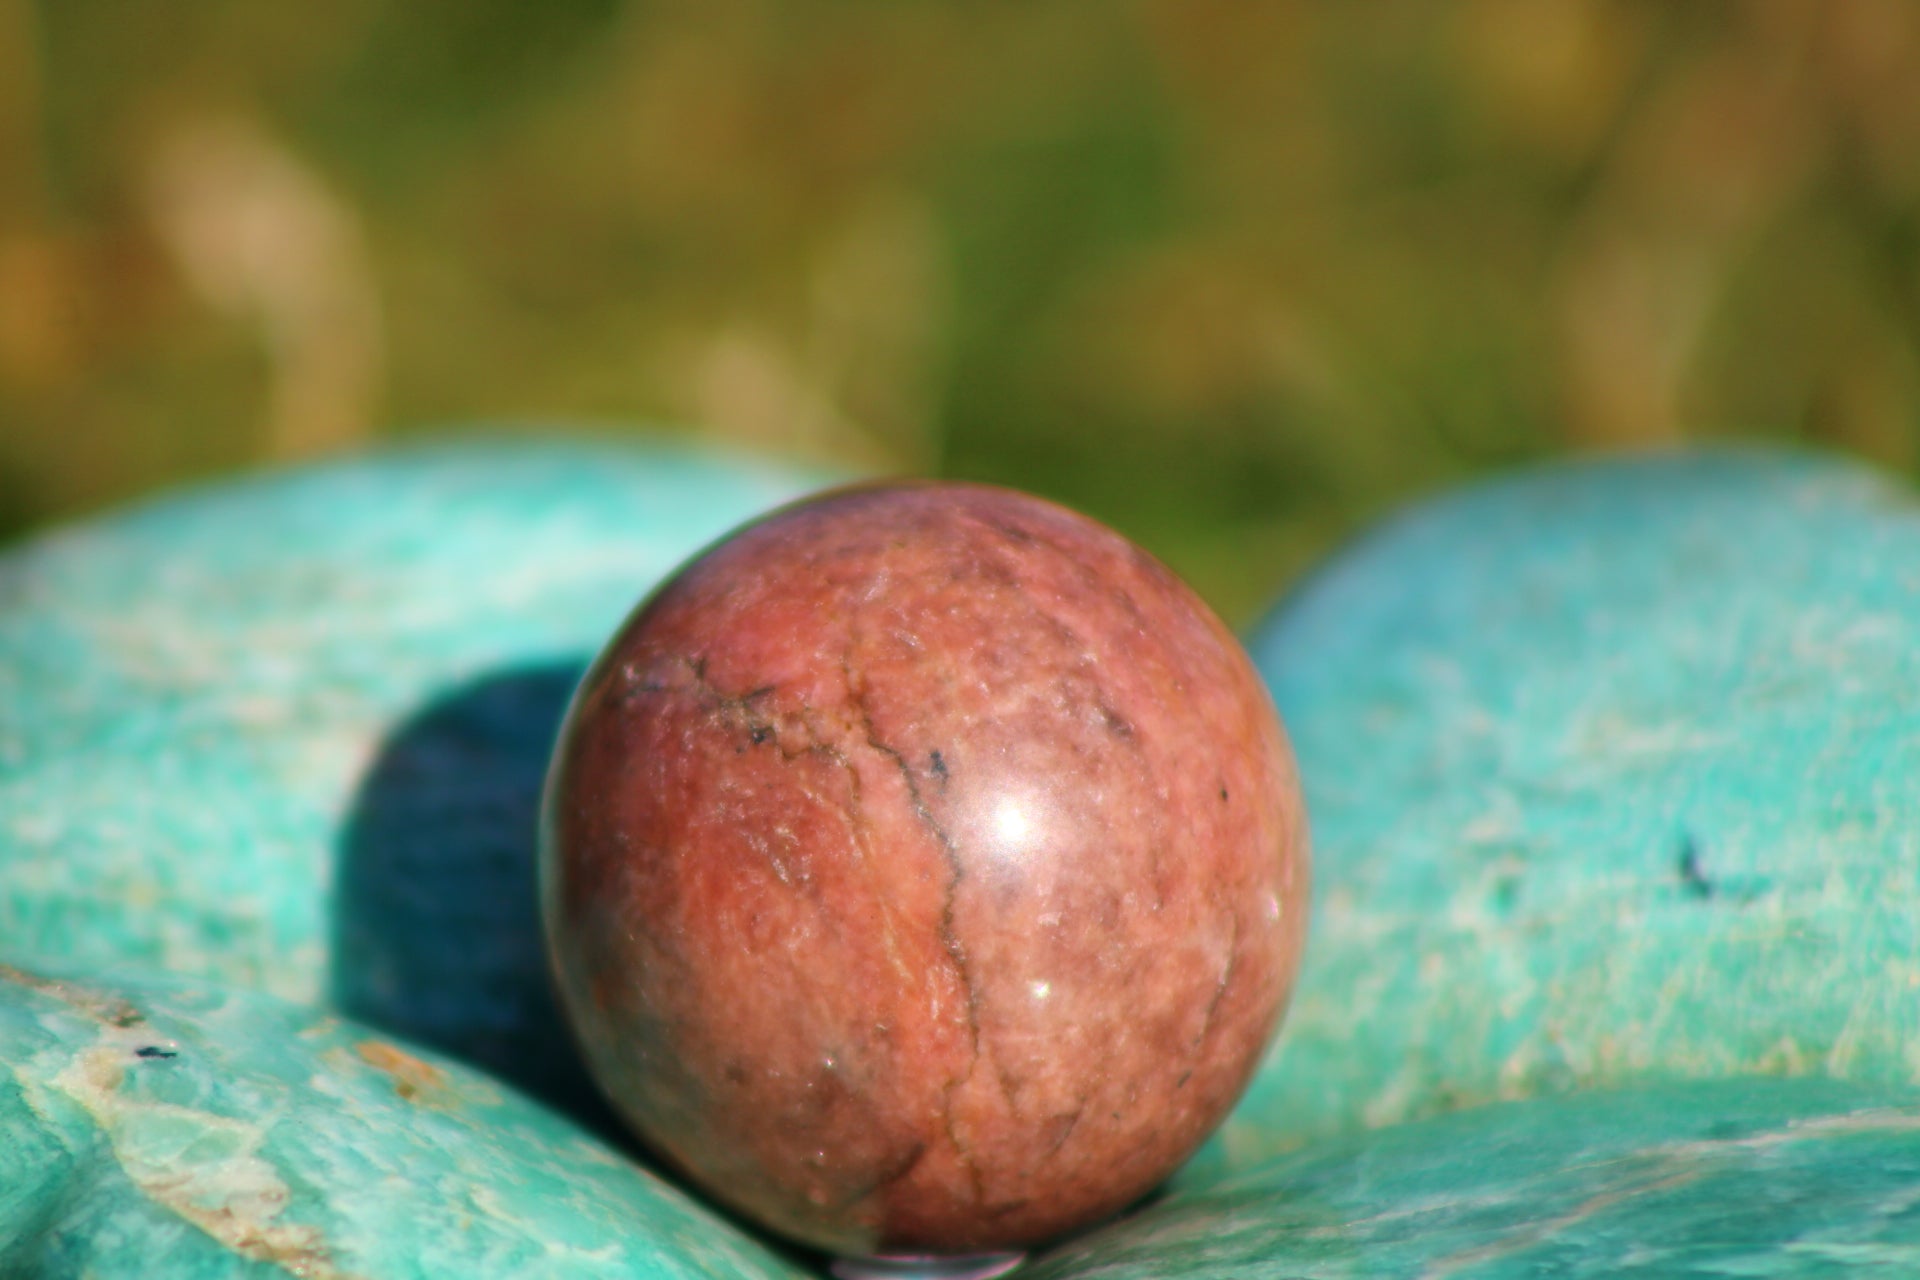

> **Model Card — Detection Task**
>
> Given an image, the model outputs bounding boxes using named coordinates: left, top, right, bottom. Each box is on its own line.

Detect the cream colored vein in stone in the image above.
left=51, top=1022, right=357, bottom=1280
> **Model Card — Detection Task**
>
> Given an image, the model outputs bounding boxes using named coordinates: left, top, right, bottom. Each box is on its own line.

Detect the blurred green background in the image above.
left=3, top=0, right=1918, bottom=622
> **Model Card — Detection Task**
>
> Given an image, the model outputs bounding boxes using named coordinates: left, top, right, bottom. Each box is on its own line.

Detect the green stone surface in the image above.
left=0, top=963, right=805, bottom=1279
left=0, top=436, right=833, bottom=1110
left=11, top=442, right=1920, bottom=1276
left=1201, top=450, right=1920, bottom=1180
left=1030, top=1078, right=1920, bottom=1278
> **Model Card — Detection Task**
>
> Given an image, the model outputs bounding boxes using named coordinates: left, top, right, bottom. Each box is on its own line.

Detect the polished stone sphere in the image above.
left=542, top=481, right=1309, bottom=1257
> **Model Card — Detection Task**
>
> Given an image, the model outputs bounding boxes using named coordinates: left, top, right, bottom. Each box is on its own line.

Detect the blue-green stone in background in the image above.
left=1198, top=449, right=1920, bottom=1180
left=1030, top=1078, right=1920, bottom=1279
left=0, top=436, right=835, bottom=1112
left=0, top=963, right=806, bottom=1279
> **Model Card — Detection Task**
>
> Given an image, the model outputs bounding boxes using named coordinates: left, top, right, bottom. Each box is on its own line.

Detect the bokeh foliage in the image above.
left=3, top=0, right=1918, bottom=620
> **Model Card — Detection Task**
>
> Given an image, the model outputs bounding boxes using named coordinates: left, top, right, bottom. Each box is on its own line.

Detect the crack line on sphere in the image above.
left=1196, top=912, right=1241, bottom=1051
left=830, top=742, right=916, bottom=987
left=842, top=648, right=989, bottom=1208
left=1045, top=1100, right=1086, bottom=1158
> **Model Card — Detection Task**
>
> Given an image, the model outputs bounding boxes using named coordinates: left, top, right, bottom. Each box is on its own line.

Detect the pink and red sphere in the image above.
left=541, top=481, right=1308, bottom=1257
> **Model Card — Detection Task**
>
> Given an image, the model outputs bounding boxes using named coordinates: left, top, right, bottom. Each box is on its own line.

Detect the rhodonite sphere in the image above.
left=541, top=481, right=1308, bottom=1256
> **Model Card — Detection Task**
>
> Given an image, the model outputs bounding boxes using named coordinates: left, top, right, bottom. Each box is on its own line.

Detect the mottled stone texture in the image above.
left=0, top=964, right=805, bottom=1279
left=545, top=482, right=1309, bottom=1256
left=1193, top=450, right=1920, bottom=1184
left=0, top=436, right=830, bottom=1110
left=1027, top=1079, right=1920, bottom=1278
left=13, top=442, right=1920, bottom=1278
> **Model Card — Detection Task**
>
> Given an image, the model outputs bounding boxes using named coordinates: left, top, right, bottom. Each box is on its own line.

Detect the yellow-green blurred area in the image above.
left=3, top=0, right=1919, bottom=621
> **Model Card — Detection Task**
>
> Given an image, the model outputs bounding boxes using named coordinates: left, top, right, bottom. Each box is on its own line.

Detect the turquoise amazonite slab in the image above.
left=1031, top=1078, right=1920, bottom=1278
left=15, top=441, right=1920, bottom=1277
left=0, top=963, right=804, bottom=1279
left=1201, top=450, right=1920, bottom=1179
left=0, top=436, right=833, bottom=1109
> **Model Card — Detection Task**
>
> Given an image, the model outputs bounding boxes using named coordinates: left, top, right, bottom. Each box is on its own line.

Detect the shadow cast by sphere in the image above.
left=331, top=660, right=630, bottom=1144
left=333, top=659, right=833, bottom=1272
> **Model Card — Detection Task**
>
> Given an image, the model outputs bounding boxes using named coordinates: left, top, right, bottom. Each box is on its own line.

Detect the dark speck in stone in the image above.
left=1677, top=835, right=1715, bottom=901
